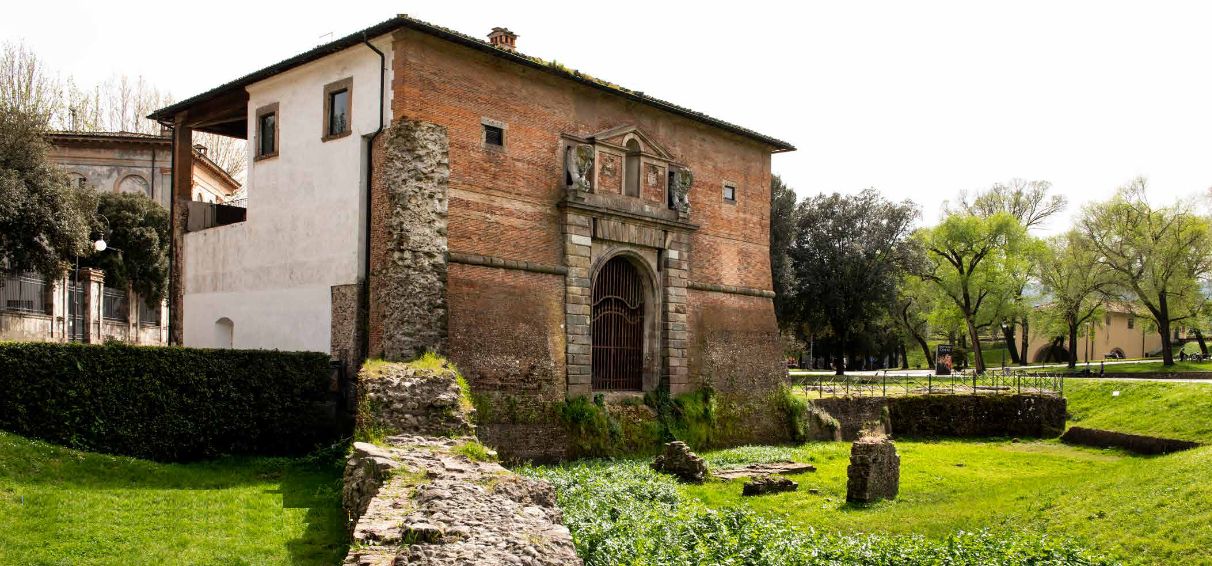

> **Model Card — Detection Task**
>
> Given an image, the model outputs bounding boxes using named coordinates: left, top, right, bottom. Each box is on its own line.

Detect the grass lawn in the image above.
left=525, top=439, right=1212, bottom=565
left=1063, top=379, right=1212, bottom=443
left=0, top=431, right=347, bottom=565
left=1079, top=360, right=1212, bottom=374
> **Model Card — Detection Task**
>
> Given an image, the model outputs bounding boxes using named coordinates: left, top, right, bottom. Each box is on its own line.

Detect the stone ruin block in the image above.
left=742, top=475, right=798, bottom=496
left=846, top=435, right=900, bottom=503
left=651, top=441, right=708, bottom=483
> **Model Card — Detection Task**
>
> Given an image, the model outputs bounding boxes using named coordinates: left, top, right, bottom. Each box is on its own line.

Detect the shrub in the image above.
left=0, top=342, right=341, bottom=461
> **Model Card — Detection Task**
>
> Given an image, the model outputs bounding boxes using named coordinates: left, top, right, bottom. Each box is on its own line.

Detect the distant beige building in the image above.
left=0, top=132, right=241, bottom=345
left=46, top=130, right=240, bottom=205
left=1026, top=303, right=1163, bottom=362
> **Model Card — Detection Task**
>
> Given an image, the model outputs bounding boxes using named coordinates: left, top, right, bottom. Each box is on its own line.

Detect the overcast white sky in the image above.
left=5, top=0, right=1211, bottom=231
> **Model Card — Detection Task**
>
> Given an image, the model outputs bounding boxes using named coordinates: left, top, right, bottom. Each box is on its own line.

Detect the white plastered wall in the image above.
left=183, top=34, right=393, bottom=351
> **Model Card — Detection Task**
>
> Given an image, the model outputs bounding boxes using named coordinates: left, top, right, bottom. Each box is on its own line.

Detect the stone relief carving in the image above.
left=669, top=167, right=693, bottom=214
left=564, top=144, right=595, bottom=191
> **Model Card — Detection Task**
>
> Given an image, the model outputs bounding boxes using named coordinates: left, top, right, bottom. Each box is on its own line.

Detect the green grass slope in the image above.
left=1064, top=379, right=1212, bottom=442
left=0, top=431, right=347, bottom=565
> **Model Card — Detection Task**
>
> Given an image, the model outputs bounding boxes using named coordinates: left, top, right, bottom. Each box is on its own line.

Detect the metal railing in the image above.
left=138, top=296, right=162, bottom=326
left=795, top=369, right=1065, bottom=399
left=101, top=287, right=128, bottom=322
left=225, top=197, right=247, bottom=208
left=1, top=272, right=51, bottom=315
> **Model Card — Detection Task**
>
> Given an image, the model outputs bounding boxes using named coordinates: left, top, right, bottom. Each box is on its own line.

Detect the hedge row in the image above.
left=0, top=342, right=343, bottom=461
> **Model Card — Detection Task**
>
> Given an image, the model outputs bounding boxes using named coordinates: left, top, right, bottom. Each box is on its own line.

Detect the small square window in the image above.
left=723, top=183, right=737, bottom=202
left=484, top=124, right=504, bottom=147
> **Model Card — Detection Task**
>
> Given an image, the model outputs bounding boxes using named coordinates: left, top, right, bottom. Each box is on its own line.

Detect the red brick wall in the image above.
left=391, top=30, right=774, bottom=290
left=446, top=263, right=566, bottom=397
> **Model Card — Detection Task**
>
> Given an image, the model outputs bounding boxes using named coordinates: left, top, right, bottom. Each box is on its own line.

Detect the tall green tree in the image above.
left=769, top=175, right=798, bottom=328
left=0, top=108, right=96, bottom=279
left=81, top=192, right=170, bottom=303
left=1080, top=178, right=1212, bottom=366
left=952, top=178, right=1067, bottom=363
left=913, top=212, right=1033, bottom=374
left=788, top=189, right=918, bottom=374
left=1035, top=231, right=1115, bottom=368
left=891, top=273, right=937, bottom=368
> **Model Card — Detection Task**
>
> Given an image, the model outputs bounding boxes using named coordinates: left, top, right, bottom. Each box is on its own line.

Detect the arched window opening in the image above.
left=591, top=257, right=645, bottom=390
left=624, top=139, right=641, bottom=198
left=214, top=317, right=234, bottom=349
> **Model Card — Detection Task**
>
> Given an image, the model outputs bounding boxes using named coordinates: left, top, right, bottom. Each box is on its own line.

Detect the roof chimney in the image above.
left=193, top=144, right=208, bottom=157
left=488, top=27, right=518, bottom=52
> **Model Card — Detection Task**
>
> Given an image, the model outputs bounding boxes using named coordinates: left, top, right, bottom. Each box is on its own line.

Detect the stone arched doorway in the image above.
left=591, top=256, right=646, bottom=390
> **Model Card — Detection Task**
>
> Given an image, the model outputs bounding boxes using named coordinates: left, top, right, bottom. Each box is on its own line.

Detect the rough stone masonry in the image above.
left=846, top=435, right=900, bottom=503
left=344, top=362, right=581, bottom=565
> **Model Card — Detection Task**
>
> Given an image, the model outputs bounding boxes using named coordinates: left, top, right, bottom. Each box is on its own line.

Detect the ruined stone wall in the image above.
left=810, top=394, right=1067, bottom=440
left=367, top=121, right=450, bottom=361
left=345, top=362, right=580, bottom=565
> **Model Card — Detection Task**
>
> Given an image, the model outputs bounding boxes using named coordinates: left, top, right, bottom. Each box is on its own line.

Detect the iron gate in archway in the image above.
left=591, top=257, right=644, bottom=390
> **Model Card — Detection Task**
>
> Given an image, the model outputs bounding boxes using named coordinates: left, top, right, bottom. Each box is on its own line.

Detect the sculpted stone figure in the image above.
left=565, top=144, right=595, bottom=191
left=670, top=167, right=693, bottom=213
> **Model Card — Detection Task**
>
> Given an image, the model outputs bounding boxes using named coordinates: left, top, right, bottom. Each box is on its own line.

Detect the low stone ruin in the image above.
left=344, top=362, right=581, bottom=565
left=846, top=435, right=900, bottom=503
left=651, top=441, right=708, bottom=483
left=359, top=362, right=475, bottom=438
left=741, top=475, right=798, bottom=496
left=713, top=460, right=816, bottom=480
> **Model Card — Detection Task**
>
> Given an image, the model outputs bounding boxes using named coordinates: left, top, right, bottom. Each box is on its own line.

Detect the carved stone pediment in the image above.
left=590, top=125, right=676, bottom=161
left=561, top=126, right=692, bottom=221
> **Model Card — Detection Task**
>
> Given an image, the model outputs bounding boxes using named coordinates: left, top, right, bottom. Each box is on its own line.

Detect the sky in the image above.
left=5, top=0, right=1211, bottom=232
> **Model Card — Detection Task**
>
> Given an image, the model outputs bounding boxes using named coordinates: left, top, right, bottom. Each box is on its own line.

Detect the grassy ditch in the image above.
left=0, top=431, right=347, bottom=565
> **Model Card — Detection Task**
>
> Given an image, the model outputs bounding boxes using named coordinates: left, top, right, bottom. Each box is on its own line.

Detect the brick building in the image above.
left=150, top=16, right=794, bottom=451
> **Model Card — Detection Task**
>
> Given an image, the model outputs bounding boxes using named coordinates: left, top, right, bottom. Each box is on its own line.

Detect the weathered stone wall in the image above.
left=810, top=394, right=1066, bottom=440
left=358, top=363, right=474, bottom=438
left=346, top=362, right=581, bottom=565
left=368, top=120, right=450, bottom=361
left=846, top=436, right=900, bottom=503
left=808, top=397, right=890, bottom=441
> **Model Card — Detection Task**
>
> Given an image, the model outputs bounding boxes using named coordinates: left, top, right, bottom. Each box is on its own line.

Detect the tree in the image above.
left=891, top=273, right=936, bottom=368
left=788, top=189, right=918, bottom=375
left=951, top=178, right=1067, bottom=364
left=1035, top=231, right=1115, bottom=368
left=913, top=212, right=1033, bottom=374
left=952, top=178, right=1067, bottom=230
left=3, top=41, right=246, bottom=180
left=0, top=41, right=61, bottom=125
left=0, top=108, right=96, bottom=279
left=769, top=175, right=798, bottom=327
left=82, top=192, right=170, bottom=303
left=1080, top=178, right=1212, bottom=366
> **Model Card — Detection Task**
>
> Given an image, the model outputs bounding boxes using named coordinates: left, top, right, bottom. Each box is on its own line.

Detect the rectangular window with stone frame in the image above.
left=723, top=182, right=737, bottom=203
left=323, top=77, right=353, bottom=141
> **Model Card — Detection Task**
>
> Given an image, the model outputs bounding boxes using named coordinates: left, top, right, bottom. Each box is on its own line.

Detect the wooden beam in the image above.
left=169, top=120, right=193, bottom=346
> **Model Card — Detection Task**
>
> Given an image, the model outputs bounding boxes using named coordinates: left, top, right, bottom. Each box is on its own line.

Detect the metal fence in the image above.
left=0, top=272, right=51, bottom=314
left=795, top=370, right=1065, bottom=399
left=101, top=287, right=128, bottom=322
left=138, top=296, right=162, bottom=326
